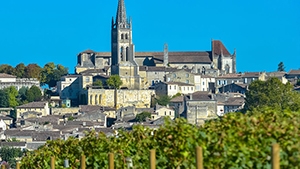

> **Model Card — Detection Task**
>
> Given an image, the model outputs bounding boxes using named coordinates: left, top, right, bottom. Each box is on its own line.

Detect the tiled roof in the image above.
left=17, top=102, right=47, bottom=108
left=139, top=66, right=178, bottom=72
left=0, top=116, right=13, bottom=121
left=288, top=70, right=300, bottom=75
left=267, top=71, right=287, bottom=77
left=0, top=73, right=16, bottom=78
left=224, top=97, right=245, bottom=106
left=242, top=72, right=263, bottom=78
left=167, top=52, right=212, bottom=63
left=187, top=91, right=213, bottom=101
left=0, top=142, right=26, bottom=147
left=170, top=96, right=184, bottom=103
left=166, top=82, right=194, bottom=86
left=92, top=51, right=212, bottom=63
left=217, top=73, right=242, bottom=79
left=212, top=40, right=231, bottom=56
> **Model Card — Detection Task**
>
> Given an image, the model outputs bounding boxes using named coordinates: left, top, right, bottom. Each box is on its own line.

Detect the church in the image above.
left=75, top=0, right=237, bottom=90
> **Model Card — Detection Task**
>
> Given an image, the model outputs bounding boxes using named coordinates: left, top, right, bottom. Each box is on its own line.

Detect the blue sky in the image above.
left=0, top=0, right=299, bottom=73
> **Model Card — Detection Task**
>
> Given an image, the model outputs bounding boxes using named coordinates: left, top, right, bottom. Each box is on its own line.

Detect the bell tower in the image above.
left=111, top=0, right=141, bottom=89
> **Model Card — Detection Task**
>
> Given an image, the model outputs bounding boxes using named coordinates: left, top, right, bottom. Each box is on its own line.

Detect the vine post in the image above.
left=150, top=149, right=156, bottom=169
left=16, top=162, right=20, bottom=169
left=50, top=157, right=55, bottom=169
left=81, top=155, right=86, bottom=169
left=109, top=153, right=114, bottom=169
left=272, top=143, right=280, bottom=169
left=196, top=146, right=203, bottom=169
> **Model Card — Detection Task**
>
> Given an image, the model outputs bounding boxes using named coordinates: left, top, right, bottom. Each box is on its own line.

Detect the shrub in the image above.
left=21, top=108, right=300, bottom=168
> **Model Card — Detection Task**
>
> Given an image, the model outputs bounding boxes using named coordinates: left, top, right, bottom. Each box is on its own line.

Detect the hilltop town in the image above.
left=0, top=0, right=300, bottom=158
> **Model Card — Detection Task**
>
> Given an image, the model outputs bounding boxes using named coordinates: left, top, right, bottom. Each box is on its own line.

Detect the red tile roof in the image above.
left=212, top=40, right=231, bottom=56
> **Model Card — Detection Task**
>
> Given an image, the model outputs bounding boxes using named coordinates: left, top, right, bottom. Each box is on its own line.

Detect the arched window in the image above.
left=126, top=47, right=129, bottom=61
left=120, top=47, right=124, bottom=61
left=95, top=95, right=98, bottom=105
left=121, top=34, right=124, bottom=39
left=125, top=34, right=128, bottom=39
left=225, top=64, right=230, bottom=74
left=89, top=95, right=93, bottom=105
left=99, top=94, right=102, bottom=105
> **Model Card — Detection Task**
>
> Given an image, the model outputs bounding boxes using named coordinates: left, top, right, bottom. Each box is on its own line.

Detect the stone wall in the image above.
left=87, top=89, right=155, bottom=109
left=51, top=107, right=80, bottom=115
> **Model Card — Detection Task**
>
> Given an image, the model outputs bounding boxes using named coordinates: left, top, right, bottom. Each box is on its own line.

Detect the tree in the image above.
left=93, top=80, right=103, bottom=88
left=245, top=77, right=300, bottom=111
left=0, top=146, right=24, bottom=168
left=0, top=89, right=9, bottom=108
left=4, top=86, right=19, bottom=107
left=155, top=95, right=172, bottom=106
left=26, top=86, right=42, bottom=102
left=25, top=64, right=42, bottom=79
left=40, top=63, right=69, bottom=87
left=277, top=61, right=285, bottom=72
left=106, top=75, right=123, bottom=89
left=135, top=111, right=151, bottom=122
left=17, top=87, right=28, bottom=104
left=0, top=64, right=15, bottom=75
left=14, top=63, right=26, bottom=78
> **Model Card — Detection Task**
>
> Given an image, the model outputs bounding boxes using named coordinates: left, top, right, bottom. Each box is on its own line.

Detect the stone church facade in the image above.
left=74, top=0, right=237, bottom=107
left=75, top=0, right=237, bottom=79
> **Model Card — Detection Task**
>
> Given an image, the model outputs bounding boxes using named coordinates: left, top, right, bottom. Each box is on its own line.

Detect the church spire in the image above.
left=116, top=0, right=128, bottom=28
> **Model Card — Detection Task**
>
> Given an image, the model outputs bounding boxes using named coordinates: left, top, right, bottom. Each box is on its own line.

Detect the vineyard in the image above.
left=20, top=108, right=300, bottom=168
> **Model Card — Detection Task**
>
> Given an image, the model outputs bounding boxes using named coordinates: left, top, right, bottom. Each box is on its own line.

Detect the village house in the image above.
left=155, top=81, right=194, bottom=97
left=16, top=101, right=50, bottom=119
left=184, top=91, right=218, bottom=125
left=0, top=73, right=40, bottom=91
left=218, top=83, right=248, bottom=94
left=0, top=116, right=13, bottom=129
left=151, top=104, right=175, bottom=121
left=266, top=71, right=288, bottom=84
left=56, top=74, right=81, bottom=106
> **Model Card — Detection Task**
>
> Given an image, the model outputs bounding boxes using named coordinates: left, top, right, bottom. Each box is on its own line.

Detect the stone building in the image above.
left=0, top=73, right=40, bottom=90
left=83, top=87, right=155, bottom=109
left=155, top=82, right=195, bottom=97
left=16, top=102, right=50, bottom=119
left=75, top=0, right=237, bottom=83
left=110, top=0, right=142, bottom=89
left=56, top=75, right=81, bottom=105
left=184, top=91, right=217, bottom=125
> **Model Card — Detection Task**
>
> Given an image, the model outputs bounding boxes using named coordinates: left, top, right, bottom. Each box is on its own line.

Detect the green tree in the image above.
left=25, top=64, right=42, bottom=79
left=106, top=75, right=123, bottom=89
left=0, top=64, right=15, bottom=75
left=14, top=63, right=26, bottom=78
left=40, top=63, right=68, bottom=87
left=0, top=89, right=9, bottom=107
left=135, top=111, right=151, bottom=122
left=93, top=80, right=103, bottom=88
left=155, top=95, right=172, bottom=106
left=4, top=86, right=19, bottom=107
left=245, top=77, right=300, bottom=111
left=17, top=87, right=28, bottom=104
left=25, top=86, right=42, bottom=102
left=0, top=146, right=24, bottom=168
left=277, top=61, right=285, bottom=72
